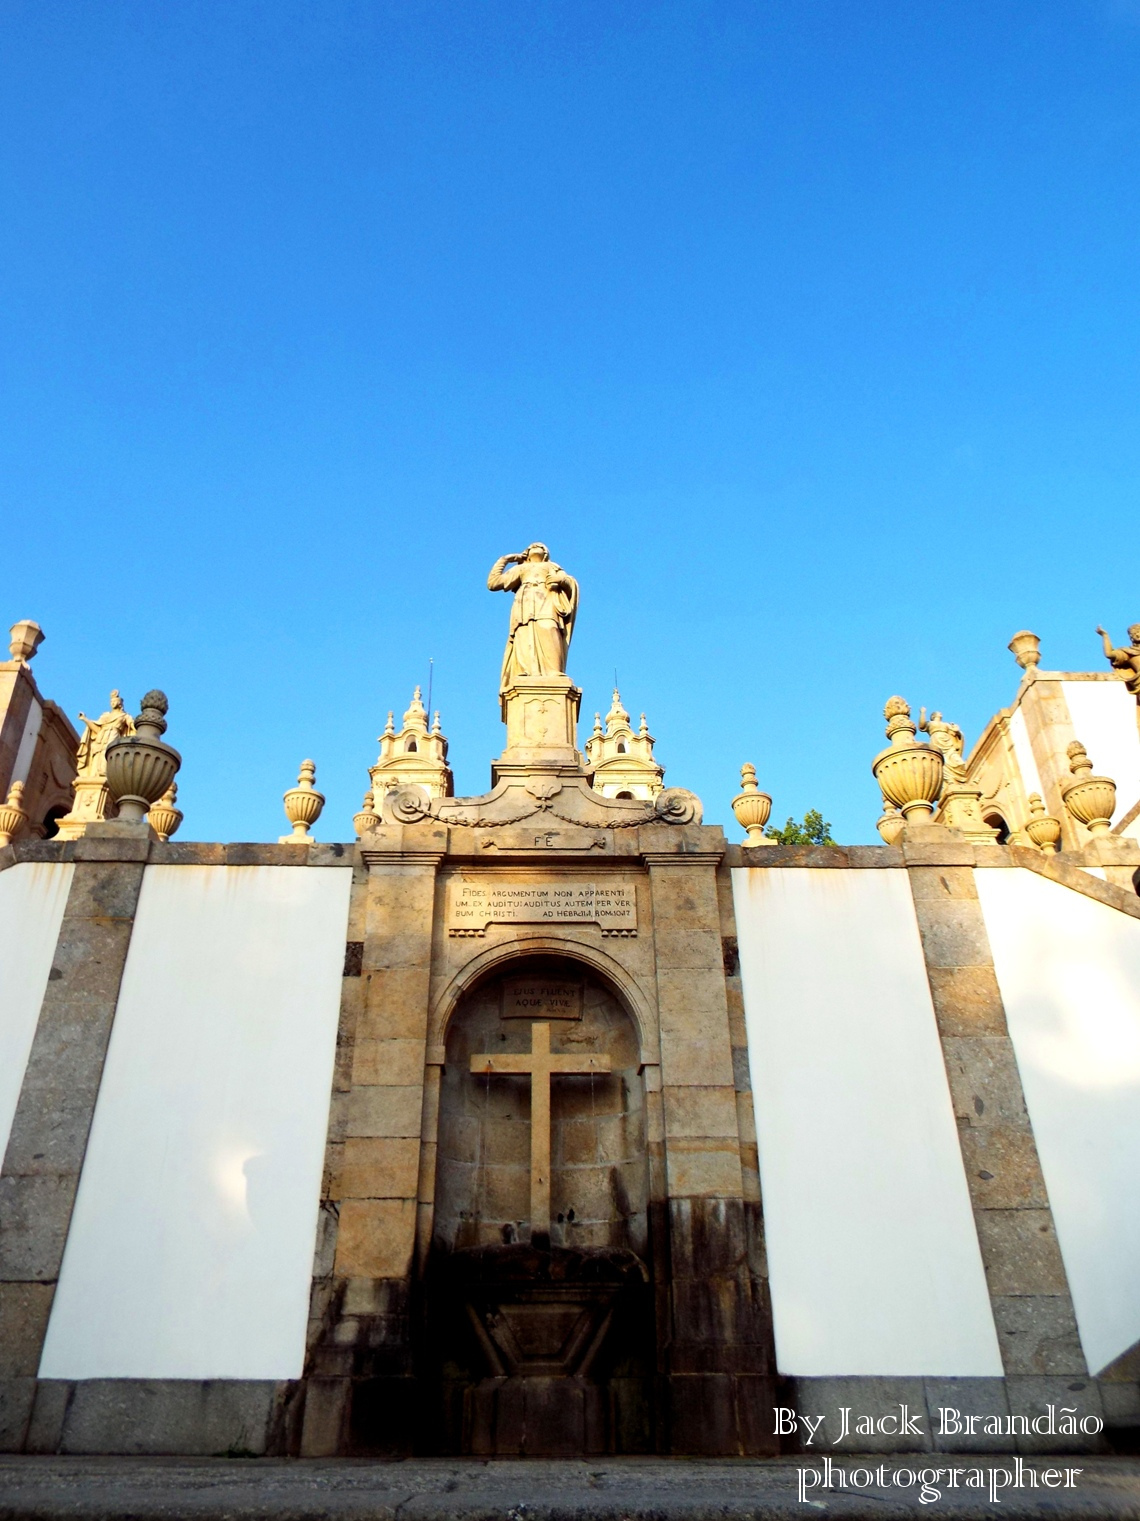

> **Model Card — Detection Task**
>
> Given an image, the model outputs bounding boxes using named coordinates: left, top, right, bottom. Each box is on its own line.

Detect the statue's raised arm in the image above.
left=488, top=542, right=579, bottom=694
left=1097, top=623, right=1140, bottom=695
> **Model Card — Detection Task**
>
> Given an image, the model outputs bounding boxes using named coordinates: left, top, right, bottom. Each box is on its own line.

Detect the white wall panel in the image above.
left=977, top=868, right=1140, bottom=1373
left=0, top=862, right=73, bottom=1160
left=41, top=864, right=351, bottom=1379
left=731, top=867, right=1002, bottom=1377
left=1063, top=681, right=1140, bottom=819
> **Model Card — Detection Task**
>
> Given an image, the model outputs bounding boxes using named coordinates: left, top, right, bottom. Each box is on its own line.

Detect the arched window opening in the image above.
left=41, top=806, right=69, bottom=840
left=616, top=791, right=634, bottom=800
left=406, top=740, right=418, bottom=753
left=616, top=742, right=627, bottom=754
left=984, top=813, right=1011, bottom=845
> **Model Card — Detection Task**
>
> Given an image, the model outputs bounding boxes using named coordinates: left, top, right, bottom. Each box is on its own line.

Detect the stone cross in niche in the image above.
left=470, top=1020, right=611, bottom=1240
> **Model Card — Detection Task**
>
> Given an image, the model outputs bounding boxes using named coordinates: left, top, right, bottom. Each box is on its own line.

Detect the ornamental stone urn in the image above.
left=105, top=691, right=182, bottom=825
left=1008, top=630, right=1041, bottom=671
left=871, top=697, right=944, bottom=823
left=1024, top=793, right=1061, bottom=854
left=147, top=783, right=183, bottom=842
left=281, top=759, right=324, bottom=842
left=731, top=763, right=774, bottom=846
left=1060, top=741, right=1116, bottom=838
left=0, top=781, right=28, bottom=845
left=876, top=802, right=906, bottom=846
left=8, top=620, right=44, bottom=664
left=353, top=788, right=381, bottom=837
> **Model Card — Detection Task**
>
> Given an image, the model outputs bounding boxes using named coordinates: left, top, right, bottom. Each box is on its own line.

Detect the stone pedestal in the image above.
left=493, top=676, right=582, bottom=780
left=53, top=777, right=115, bottom=840
left=939, top=783, right=1001, bottom=844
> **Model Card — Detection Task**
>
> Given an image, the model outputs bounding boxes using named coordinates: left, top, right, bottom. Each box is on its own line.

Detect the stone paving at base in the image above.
left=2, top=1457, right=1140, bottom=1521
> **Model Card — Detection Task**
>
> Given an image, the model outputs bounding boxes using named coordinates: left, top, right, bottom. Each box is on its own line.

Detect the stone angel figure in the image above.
left=487, top=543, right=579, bottom=694
left=75, top=690, right=135, bottom=779
left=1097, top=624, right=1140, bottom=696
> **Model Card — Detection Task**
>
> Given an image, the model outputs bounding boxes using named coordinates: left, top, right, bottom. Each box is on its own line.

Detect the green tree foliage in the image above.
left=764, top=809, right=835, bottom=846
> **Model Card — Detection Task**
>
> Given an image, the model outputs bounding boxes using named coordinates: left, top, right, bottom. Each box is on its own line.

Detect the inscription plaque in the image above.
left=447, top=880, right=636, bottom=931
left=501, top=978, right=583, bottom=1020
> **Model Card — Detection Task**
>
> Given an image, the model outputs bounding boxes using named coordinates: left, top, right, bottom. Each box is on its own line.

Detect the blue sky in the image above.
left=3, top=1, right=1139, bottom=844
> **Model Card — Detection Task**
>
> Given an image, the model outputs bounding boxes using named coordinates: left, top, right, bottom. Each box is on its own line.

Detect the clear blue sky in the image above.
left=4, top=1, right=1139, bottom=844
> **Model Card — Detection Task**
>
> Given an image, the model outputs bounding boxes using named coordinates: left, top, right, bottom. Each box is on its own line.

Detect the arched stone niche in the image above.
left=434, top=952, right=648, bottom=1255
left=423, top=953, right=655, bottom=1457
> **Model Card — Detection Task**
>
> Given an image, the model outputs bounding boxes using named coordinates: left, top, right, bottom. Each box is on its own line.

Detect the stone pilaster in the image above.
left=301, top=825, right=446, bottom=1458
left=1017, top=675, right=1083, bottom=851
left=0, top=839, right=146, bottom=1451
left=905, top=840, right=1104, bottom=1445
left=645, top=831, right=776, bottom=1456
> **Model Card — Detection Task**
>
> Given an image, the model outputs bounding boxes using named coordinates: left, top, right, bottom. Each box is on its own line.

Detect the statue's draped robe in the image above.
left=488, top=559, right=579, bottom=694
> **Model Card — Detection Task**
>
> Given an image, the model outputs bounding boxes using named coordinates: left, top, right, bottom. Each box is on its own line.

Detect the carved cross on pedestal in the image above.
left=470, top=1021, right=612, bottom=1239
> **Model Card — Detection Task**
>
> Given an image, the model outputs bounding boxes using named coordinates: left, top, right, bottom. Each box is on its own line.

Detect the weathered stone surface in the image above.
left=975, top=1210, right=1071, bottom=1296
left=958, top=1126, right=1051, bottom=1210
left=911, top=897, right=994, bottom=969
left=991, top=1296, right=1088, bottom=1376
left=351, top=1037, right=426, bottom=1087
left=0, top=1285, right=54, bottom=1377
left=925, top=965, right=1007, bottom=1036
left=333, top=1199, right=417, bottom=1279
left=0, top=1380, right=34, bottom=1453
left=662, top=1086, right=739, bottom=1139
left=941, top=1036, right=1030, bottom=1124
left=0, top=1174, right=79, bottom=1281
left=345, top=1085, right=423, bottom=1139
left=6, top=1453, right=1140, bottom=1514
left=1101, top=1381, right=1140, bottom=1427
left=49, top=1379, right=287, bottom=1456
left=334, top=1138, right=420, bottom=1200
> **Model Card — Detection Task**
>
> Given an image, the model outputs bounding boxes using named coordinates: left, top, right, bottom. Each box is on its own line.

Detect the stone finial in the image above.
left=1008, top=631, right=1041, bottom=670
left=872, top=696, right=944, bottom=824
left=0, top=781, right=28, bottom=845
left=876, top=802, right=905, bottom=846
left=1024, top=793, right=1061, bottom=855
left=353, top=788, right=381, bottom=838
left=281, top=760, right=325, bottom=842
left=147, top=783, right=183, bottom=842
left=403, top=686, right=429, bottom=733
left=605, top=688, right=630, bottom=734
left=105, top=690, right=182, bottom=826
left=8, top=620, right=44, bottom=664
left=731, top=763, right=774, bottom=847
left=1060, top=740, right=1116, bottom=837
left=431, top=711, right=442, bottom=735
left=383, top=711, right=395, bottom=737
left=591, top=712, right=603, bottom=738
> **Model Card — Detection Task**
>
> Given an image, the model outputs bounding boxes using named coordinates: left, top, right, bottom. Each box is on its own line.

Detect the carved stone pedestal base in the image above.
left=494, top=676, right=583, bottom=780
left=53, top=777, right=115, bottom=839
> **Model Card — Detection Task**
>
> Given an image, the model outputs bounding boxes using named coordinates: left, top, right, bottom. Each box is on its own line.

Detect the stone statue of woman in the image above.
left=487, top=544, right=579, bottom=695
left=75, top=690, right=135, bottom=778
